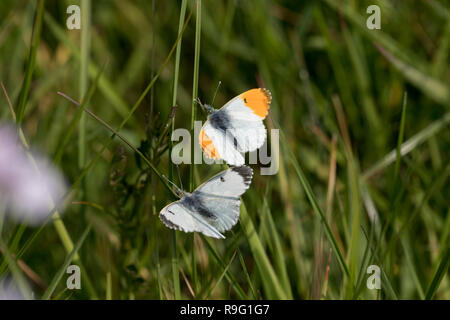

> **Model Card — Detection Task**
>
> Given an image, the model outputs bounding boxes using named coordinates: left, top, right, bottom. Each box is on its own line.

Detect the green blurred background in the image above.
left=0, top=0, right=449, bottom=299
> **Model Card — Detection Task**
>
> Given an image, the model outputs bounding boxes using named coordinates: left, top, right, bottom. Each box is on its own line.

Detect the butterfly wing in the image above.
left=192, top=166, right=253, bottom=233
left=221, top=88, right=271, bottom=120
left=159, top=167, right=253, bottom=239
left=159, top=200, right=225, bottom=239
left=199, top=121, right=245, bottom=166
left=199, top=88, right=271, bottom=164
left=220, top=88, right=271, bottom=153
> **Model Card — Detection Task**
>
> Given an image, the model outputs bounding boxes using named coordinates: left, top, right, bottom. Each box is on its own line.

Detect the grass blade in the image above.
left=374, top=43, right=449, bottom=106
left=202, top=238, right=247, bottom=299
left=262, top=196, right=293, bottom=298
left=16, top=0, right=45, bottom=124
left=282, top=128, right=350, bottom=278
left=0, top=237, right=32, bottom=300
left=169, top=0, right=188, bottom=300
left=42, top=224, right=92, bottom=300
left=54, top=64, right=104, bottom=165
left=239, top=202, right=287, bottom=299
left=189, top=0, right=202, bottom=295
left=78, top=0, right=91, bottom=198
left=363, top=112, right=450, bottom=179
left=425, top=248, right=449, bottom=299
left=205, top=251, right=237, bottom=298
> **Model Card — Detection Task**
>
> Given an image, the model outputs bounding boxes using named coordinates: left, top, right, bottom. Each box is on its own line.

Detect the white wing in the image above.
left=202, top=121, right=245, bottom=166
left=196, top=166, right=253, bottom=196
left=192, top=166, right=253, bottom=233
left=220, top=96, right=266, bottom=122
left=223, top=118, right=267, bottom=153
left=220, top=88, right=271, bottom=121
left=219, top=92, right=268, bottom=152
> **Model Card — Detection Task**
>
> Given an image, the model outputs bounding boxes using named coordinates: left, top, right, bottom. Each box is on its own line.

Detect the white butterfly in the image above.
left=199, top=88, right=271, bottom=166
left=159, top=166, right=253, bottom=239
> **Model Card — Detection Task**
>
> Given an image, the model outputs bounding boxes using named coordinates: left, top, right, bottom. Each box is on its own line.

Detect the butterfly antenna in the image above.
left=162, top=175, right=184, bottom=198
left=211, top=81, right=222, bottom=106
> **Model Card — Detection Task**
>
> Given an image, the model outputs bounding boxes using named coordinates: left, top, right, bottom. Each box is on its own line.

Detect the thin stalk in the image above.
left=16, top=0, right=45, bottom=124
left=425, top=248, right=450, bottom=299
left=190, top=0, right=202, bottom=295
left=363, top=111, right=450, bottom=179
left=42, top=225, right=91, bottom=300
left=374, top=93, right=408, bottom=269
left=78, top=0, right=91, bottom=204
left=169, top=0, right=187, bottom=301
left=393, top=92, right=408, bottom=193
left=190, top=0, right=201, bottom=192
left=106, top=272, right=112, bottom=300
left=0, top=238, right=32, bottom=300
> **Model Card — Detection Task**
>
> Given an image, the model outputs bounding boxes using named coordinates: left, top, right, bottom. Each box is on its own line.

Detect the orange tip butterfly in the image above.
left=199, top=88, right=271, bottom=166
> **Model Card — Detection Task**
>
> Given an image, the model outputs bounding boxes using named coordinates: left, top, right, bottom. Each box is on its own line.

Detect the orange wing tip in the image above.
left=241, top=88, right=271, bottom=118
left=199, top=129, right=221, bottom=159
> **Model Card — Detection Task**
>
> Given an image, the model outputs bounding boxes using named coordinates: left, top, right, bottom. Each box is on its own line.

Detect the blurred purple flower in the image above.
left=0, top=278, right=26, bottom=300
left=0, top=125, right=67, bottom=225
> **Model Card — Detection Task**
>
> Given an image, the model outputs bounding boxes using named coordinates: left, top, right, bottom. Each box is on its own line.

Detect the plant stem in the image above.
left=16, top=0, right=45, bottom=125
left=190, top=0, right=202, bottom=296
left=169, top=0, right=187, bottom=300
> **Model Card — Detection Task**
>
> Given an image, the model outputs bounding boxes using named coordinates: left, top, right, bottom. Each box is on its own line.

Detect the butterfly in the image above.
left=159, top=166, right=253, bottom=239
left=198, top=88, right=271, bottom=166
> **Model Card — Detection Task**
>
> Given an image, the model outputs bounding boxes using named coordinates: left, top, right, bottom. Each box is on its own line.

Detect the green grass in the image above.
left=189, top=0, right=202, bottom=296
left=169, top=0, right=187, bottom=301
left=0, top=0, right=448, bottom=300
